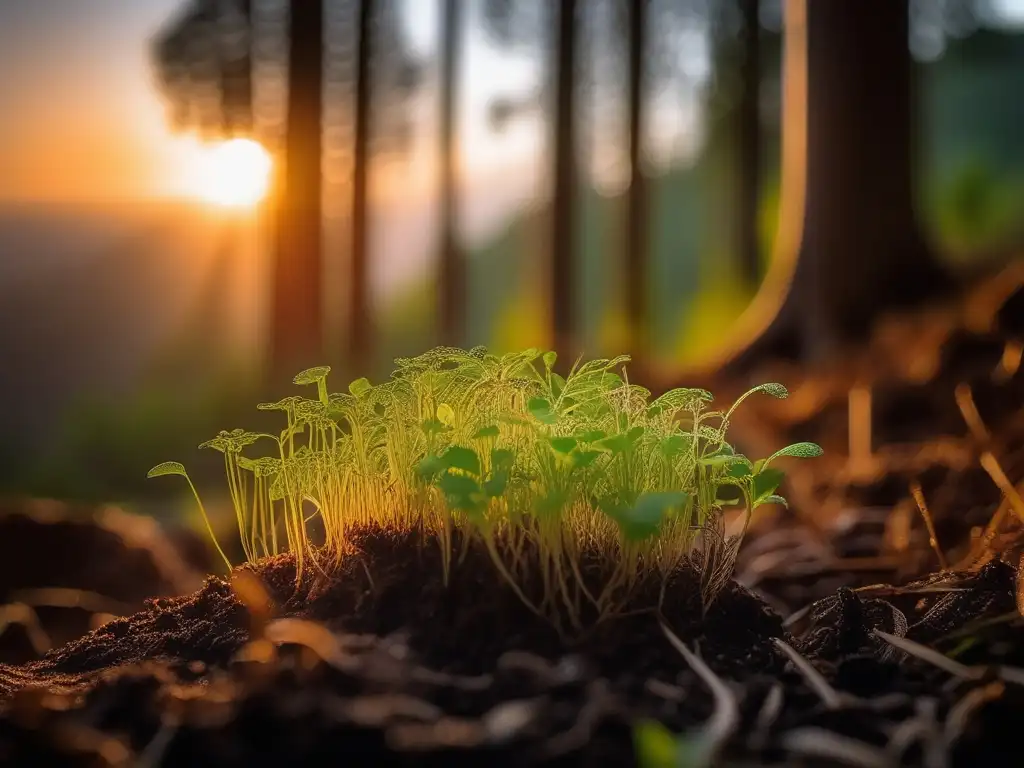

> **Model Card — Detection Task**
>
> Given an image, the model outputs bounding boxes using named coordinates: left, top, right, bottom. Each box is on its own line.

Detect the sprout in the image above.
left=149, top=346, right=822, bottom=621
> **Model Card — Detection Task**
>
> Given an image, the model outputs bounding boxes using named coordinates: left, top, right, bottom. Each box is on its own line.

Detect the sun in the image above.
left=195, top=138, right=273, bottom=208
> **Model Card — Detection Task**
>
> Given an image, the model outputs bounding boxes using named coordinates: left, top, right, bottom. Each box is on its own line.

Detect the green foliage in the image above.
left=150, top=347, right=821, bottom=622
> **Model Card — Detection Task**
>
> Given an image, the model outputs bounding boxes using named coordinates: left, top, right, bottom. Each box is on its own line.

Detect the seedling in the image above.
left=150, top=347, right=821, bottom=625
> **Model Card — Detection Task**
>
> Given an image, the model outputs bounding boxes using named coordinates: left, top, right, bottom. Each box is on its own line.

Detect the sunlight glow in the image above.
left=194, top=138, right=273, bottom=208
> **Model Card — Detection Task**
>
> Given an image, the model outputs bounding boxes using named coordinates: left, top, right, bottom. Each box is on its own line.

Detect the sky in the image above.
left=0, top=0, right=203, bottom=201
left=0, top=0, right=708, bottom=208
left=3, top=0, right=1023, bottom=206
left=0, top=0, right=554, bottom=206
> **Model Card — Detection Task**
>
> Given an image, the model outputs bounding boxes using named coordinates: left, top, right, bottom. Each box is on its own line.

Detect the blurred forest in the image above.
left=0, top=0, right=1022, bottom=512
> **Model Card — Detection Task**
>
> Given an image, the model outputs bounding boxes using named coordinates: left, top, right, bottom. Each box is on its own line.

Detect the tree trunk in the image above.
left=271, top=0, right=324, bottom=378
left=714, top=0, right=950, bottom=371
left=625, top=0, right=649, bottom=358
left=438, top=0, right=464, bottom=346
left=551, top=0, right=578, bottom=358
left=736, top=0, right=761, bottom=286
left=218, top=0, right=253, bottom=136
left=348, top=0, right=373, bottom=370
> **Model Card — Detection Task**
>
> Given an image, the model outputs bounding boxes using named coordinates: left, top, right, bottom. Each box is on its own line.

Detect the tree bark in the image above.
left=348, top=0, right=373, bottom=370
left=551, top=0, right=578, bottom=358
left=736, top=0, right=761, bottom=286
left=714, top=0, right=951, bottom=371
left=438, top=0, right=465, bottom=346
left=625, top=0, right=649, bottom=359
left=272, top=0, right=325, bottom=379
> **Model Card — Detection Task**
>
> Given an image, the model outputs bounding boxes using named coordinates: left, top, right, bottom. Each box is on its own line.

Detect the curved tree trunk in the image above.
left=711, top=0, right=951, bottom=372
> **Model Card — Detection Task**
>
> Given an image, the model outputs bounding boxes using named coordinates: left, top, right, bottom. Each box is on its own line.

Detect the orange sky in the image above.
left=0, top=0, right=203, bottom=202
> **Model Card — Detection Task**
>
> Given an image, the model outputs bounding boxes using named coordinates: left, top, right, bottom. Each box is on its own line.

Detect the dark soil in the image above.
left=3, top=266, right=1024, bottom=766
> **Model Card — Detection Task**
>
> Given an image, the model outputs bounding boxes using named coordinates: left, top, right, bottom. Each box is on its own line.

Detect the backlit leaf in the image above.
left=438, top=473, right=485, bottom=513
left=766, top=441, right=823, bottom=464
left=436, top=402, right=456, bottom=426
left=147, top=461, right=187, bottom=479
left=416, top=454, right=445, bottom=482
left=293, top=366, right=331, bottom=386
left=348, top=377, right=372, bottom=398
left=549, top=436, right=577, bottom=454
left=473, top=425, right=500, bottom=440
left=490, top=448, right=515, bottom=472
left=753, top=468, right=786, bottom=503
left=528, top=397, right=557, bottom=424
left=442, top=446, right=481, bottom=476
left=615, top=491, right=689, bottom=542
left=421, top=418, right=448, bottom=435
left=632, top=720, right=678, bottom=768
left=727, top=460, right=753, bottom=478
left=571, top=450, right=600, bottom=469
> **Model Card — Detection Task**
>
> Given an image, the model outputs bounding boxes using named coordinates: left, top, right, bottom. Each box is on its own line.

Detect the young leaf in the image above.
left=726, top=461, right=753, bottom=479
left=416, top=454, right=446, bottom=482
left=571, top=450, right=600, bottom=469
left=548, top=436, right=577, bottom=454
left=527, top=396, right=557, bottom=424
left=147, top=461, right=187, bottom=479
left=293, top=366, right=331, bottom=386
left=473, top=424, right=500, bottom=440
left=632, top=720, right=679, bottom=768
left=752, top=468, right=786, bottom=504
left=198, top=436, right=229, bottom=453
left=490, top=448, right=516, bottom=472
left=749, top=382, right=789, bottom=400
left=615, top=491, right=689, bottom=542
left=436, top=402, right=456, bottom=426
left=438, top=473, right=485, bottom=513
left=483, top=473, right=508, bottom=498
left=760, top=494, right=788, bottom=508
left=649, top=387, right=714, bottom=413
left=659, top=434, right=692, bottom=458
left=700, top=454, right=741, bottom=469
left=421, top=417, right=448, bottom=436
left=543, top=350, right=558, bottom=370
left=550, top=372, right=566, bottom=399
left=576, top=429, right=607, bottom=444
left=348, top=377, right=372, bottom=398
left=441, top=446, right=481, bottom=476
left=595, top=433, right=631, bottom=454
left=765, top=441, right=823, bottom=466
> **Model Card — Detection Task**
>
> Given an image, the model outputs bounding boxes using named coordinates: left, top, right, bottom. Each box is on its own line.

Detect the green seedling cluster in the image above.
left=149, top=346, right=821, bottom=625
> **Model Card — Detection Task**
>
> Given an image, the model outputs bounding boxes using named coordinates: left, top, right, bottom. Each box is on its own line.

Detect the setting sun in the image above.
left=194, top=138, right=273, bottom=208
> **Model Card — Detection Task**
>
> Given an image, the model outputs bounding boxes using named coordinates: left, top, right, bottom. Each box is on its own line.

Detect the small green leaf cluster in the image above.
left=149, top=347, right=820, bottom=621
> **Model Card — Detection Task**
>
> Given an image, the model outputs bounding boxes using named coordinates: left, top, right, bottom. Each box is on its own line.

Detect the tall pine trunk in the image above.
left=625, top=0, right=649, bottom=358
left=438, top=0, right=464, bottom=345
left=348, top=0, right=374, bottom=370
left=550, top=0, right=578, bottom=357
left=272, top=0, right=324, bottom=378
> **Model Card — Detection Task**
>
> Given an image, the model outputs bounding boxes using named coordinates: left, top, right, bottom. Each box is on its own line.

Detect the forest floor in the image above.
left=1, top=265, right=1024, bottom=766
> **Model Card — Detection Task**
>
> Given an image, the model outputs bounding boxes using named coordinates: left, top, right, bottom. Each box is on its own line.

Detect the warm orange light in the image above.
left=194, top=138, right=273, bottom=208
